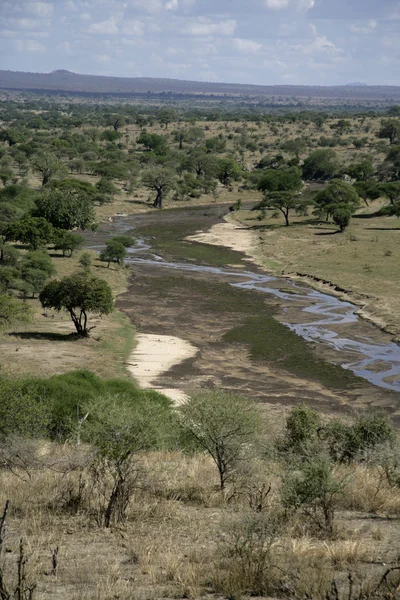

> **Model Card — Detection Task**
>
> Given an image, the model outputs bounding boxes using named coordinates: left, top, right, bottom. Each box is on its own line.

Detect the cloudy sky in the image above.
left=0, top=0, right=399, bottom=86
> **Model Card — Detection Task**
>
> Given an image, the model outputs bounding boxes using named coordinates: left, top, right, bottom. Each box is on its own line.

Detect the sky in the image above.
left=0, top=0, right=399, bottom=86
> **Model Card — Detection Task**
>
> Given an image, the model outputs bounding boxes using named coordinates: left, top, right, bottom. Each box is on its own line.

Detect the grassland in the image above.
left=230, top=206, right=400, bottom=340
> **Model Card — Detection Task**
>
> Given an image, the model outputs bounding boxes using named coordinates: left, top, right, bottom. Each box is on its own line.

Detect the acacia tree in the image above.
left=4, top=217, right=54, bottom=250
left=254, top=191, right=308, bottom=227
left=39, top=273, right=113, bottom=336
left=142, top=167, right=176, bottom=208
left=179, top=390, right=261, bottom=491
left=31, top=152, right=68, bottom=186
left=34, top=188, right=97, bottom=230
left=314, top=180, right=360, bottom=221
left=354, top=182, right=381, bottom=207
left=378, top=119, right=400, bottom=145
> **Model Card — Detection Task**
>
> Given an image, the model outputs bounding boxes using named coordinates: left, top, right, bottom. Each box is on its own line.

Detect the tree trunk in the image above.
left=42, top=173, right=50, bottom=186
left=153, top=188, right=163, bottom=208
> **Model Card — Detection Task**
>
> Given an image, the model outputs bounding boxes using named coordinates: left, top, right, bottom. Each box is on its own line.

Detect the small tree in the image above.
left=79, top=252, right=92, bottom=272
left=84, top=392, right=175, bottom=527
left=332, top=205, right=353, bottom=232
left=100, top=240, right=127, bottom=267
left=179, top=391, right=261, bottom=491
left=39, top=273, right=113, bottom=336
left=142, top=167, right=176, bottom=208
left=354, top=182, right=381, bottom=207
left=53, top=230, right=85, bottom=257
left=302, top=149, right=340, bottom=181
left=282, top=456, right=347, bottom=536
left=314, top=179, right=360, bottom=221
left=0, top=294, right=30, bottom=329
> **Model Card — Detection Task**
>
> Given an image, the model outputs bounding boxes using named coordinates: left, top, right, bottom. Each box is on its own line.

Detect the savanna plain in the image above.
left=1, top=89, right=400, bottom=599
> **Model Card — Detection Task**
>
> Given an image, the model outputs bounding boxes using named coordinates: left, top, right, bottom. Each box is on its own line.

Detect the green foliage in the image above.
left=40, top=273, right=113, bottom=336
left=314, top=179, right=360, bottom=221
left=332, top=205, right=353, bottom=232
left=282, top=456, right=346, bottom=535
left=280, top=404, right=322, bottom=455
left=108, top=235, right=135, bottom=248
left=31, top=152, right=68, bottom=186
left=0, top=243, right=20, bottom=266
left=257, top=166, right=303, bottom=193
left=34, top=188, right=96, bottom=230
left=142, top=167, right=176, bottom=208
left=302, top=149, right=340, bottom=180
left=354, top=182, right=381, bottom=206
left=79, top=252, right=92, bottom=271
left=179, top=390, right=261, bottom=490
left=346, top=158, right=374, bottom=182
left=100, top=239, right=127, bottom=266
left=0, top=294, right=30, bottom=330
left=53, top=230, right=85, bottom=256
left=378, top=119, right=400, bottom=145
left=323, top=413, right=395, bottom=464
left=4, top=216, right=54, bottom=250
left=21, top=250, right=55, bottom=276
left=216, top=156, right=241, bottom=186
left=100, top=130, right=123, bottom=142
left=137, top=132, right=169, bottom=155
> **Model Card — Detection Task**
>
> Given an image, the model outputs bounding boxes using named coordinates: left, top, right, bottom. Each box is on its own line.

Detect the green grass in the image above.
left=135, top=221, right=245, bottom=266
left=145, top=275, right=361, bottom=390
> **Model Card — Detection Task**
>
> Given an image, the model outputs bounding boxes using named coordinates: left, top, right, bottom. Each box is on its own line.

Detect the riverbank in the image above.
left=188, top=210, right=400, bottom=343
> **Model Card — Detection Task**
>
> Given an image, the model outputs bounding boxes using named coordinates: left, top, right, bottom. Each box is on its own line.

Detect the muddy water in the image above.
left=87, top=205, right=400, bottom=402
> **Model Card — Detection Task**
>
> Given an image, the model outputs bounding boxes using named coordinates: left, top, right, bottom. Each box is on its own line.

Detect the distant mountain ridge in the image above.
left=1, top=69, right=400, bottom=101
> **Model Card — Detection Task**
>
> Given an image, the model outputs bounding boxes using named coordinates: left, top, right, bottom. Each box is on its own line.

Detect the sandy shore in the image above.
left=186, top=217, right=258, bottom=260
left=127, top=333, right=198, bottom=404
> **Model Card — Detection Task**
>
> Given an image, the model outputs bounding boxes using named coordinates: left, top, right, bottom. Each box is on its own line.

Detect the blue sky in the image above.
left=0, top=0, right=399, bottom=85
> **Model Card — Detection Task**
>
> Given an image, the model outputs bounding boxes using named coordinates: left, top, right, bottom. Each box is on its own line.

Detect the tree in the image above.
left=142, top=167, right=176, bottom=208
left=332, top=204, right=353, bottom=232
left=34, top=188, right=96, bottom=231
left=137, top=132, right=168, bottom=155
left=0, top=294, right=30, bottom=329
left=31, top=152, right=68, bottom=186
left=83, top=392, right=174, bottom=527
left=0, top=243, right=19, bottom=265
left=378, top=119, right=400, bottom=145
left=354, top=182, right=381, bottom=207
left=53, top=230, right=85, bottom=257
left=216, top=156, right=241, bottom=186
left=253, top=191, right=308, bottom=227
left=158, top=108, right=176, bottom=129
left=313, top=179, right=360, bottom=221
left=183, top=150, right=216, bottom=179
left=39, top=273, right=113, bottom=336
left=346, top=158, right=374, bottom=182
left=302, top=149, right=340, bottom=181
left=257, top=166, right=303, bottom=194
left=282, top=456, right=347, bottom=536
left=179, top=390, right=261, bottom=491
left=4, top=217, right=54, bottom=250
left=100, top=239, right=127, bottom=267
left=79, top=252, right=92, bottom=272
left=380, top=182, right=400, bottom=206
left=280, top=138, right=307, bottom=159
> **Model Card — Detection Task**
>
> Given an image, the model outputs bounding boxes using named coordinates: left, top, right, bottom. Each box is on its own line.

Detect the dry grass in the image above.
left=0, top=441, right=399, bottom=600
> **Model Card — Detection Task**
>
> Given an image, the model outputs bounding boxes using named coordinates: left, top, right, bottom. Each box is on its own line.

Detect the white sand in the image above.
left=186, top=218, right=257, bottom=258
left=127, top=334, right=198, bottom=404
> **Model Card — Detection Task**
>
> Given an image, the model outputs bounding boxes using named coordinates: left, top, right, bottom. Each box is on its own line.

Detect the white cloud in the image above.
left=57, top=41, right=72, bottom=54
left=264, top=0, right=289, bottom=10
left=126, top=0, right=163, bottom=13
left=88, top=16, right=119, bottom=34
left=349, top=19, right=377, bottom=34
left=80, top=12, right=91, bottom=21
left=233, top=38, right=263, bottom=53
left=96, top=54, right=111, bottom=64
left=24, top=2, right=53, bottom=18
left=121, top=19, right=145, bottom=35
left=13, top=39, right=46, bottom=53
left=186, top=18, right=236, bottom=37
left=64, top=1, right=79, bottom=11
left=6, top=17, right=46, bottom=30
left=165, top=0, right=178, bottom=10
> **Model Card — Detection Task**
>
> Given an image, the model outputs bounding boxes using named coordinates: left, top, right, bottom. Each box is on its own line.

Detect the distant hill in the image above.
left=1, top=69, right=400, bottom=101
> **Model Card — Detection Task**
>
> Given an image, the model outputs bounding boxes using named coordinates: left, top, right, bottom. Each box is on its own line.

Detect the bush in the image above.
left=279, top=404, right=322, bottom=455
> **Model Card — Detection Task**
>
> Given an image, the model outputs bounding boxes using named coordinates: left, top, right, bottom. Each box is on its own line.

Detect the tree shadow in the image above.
left=365, top=227, right=400, bottom=231
left=9, top=331, right=79, bottom=341
left=315, top=230, right=341, bottom=236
